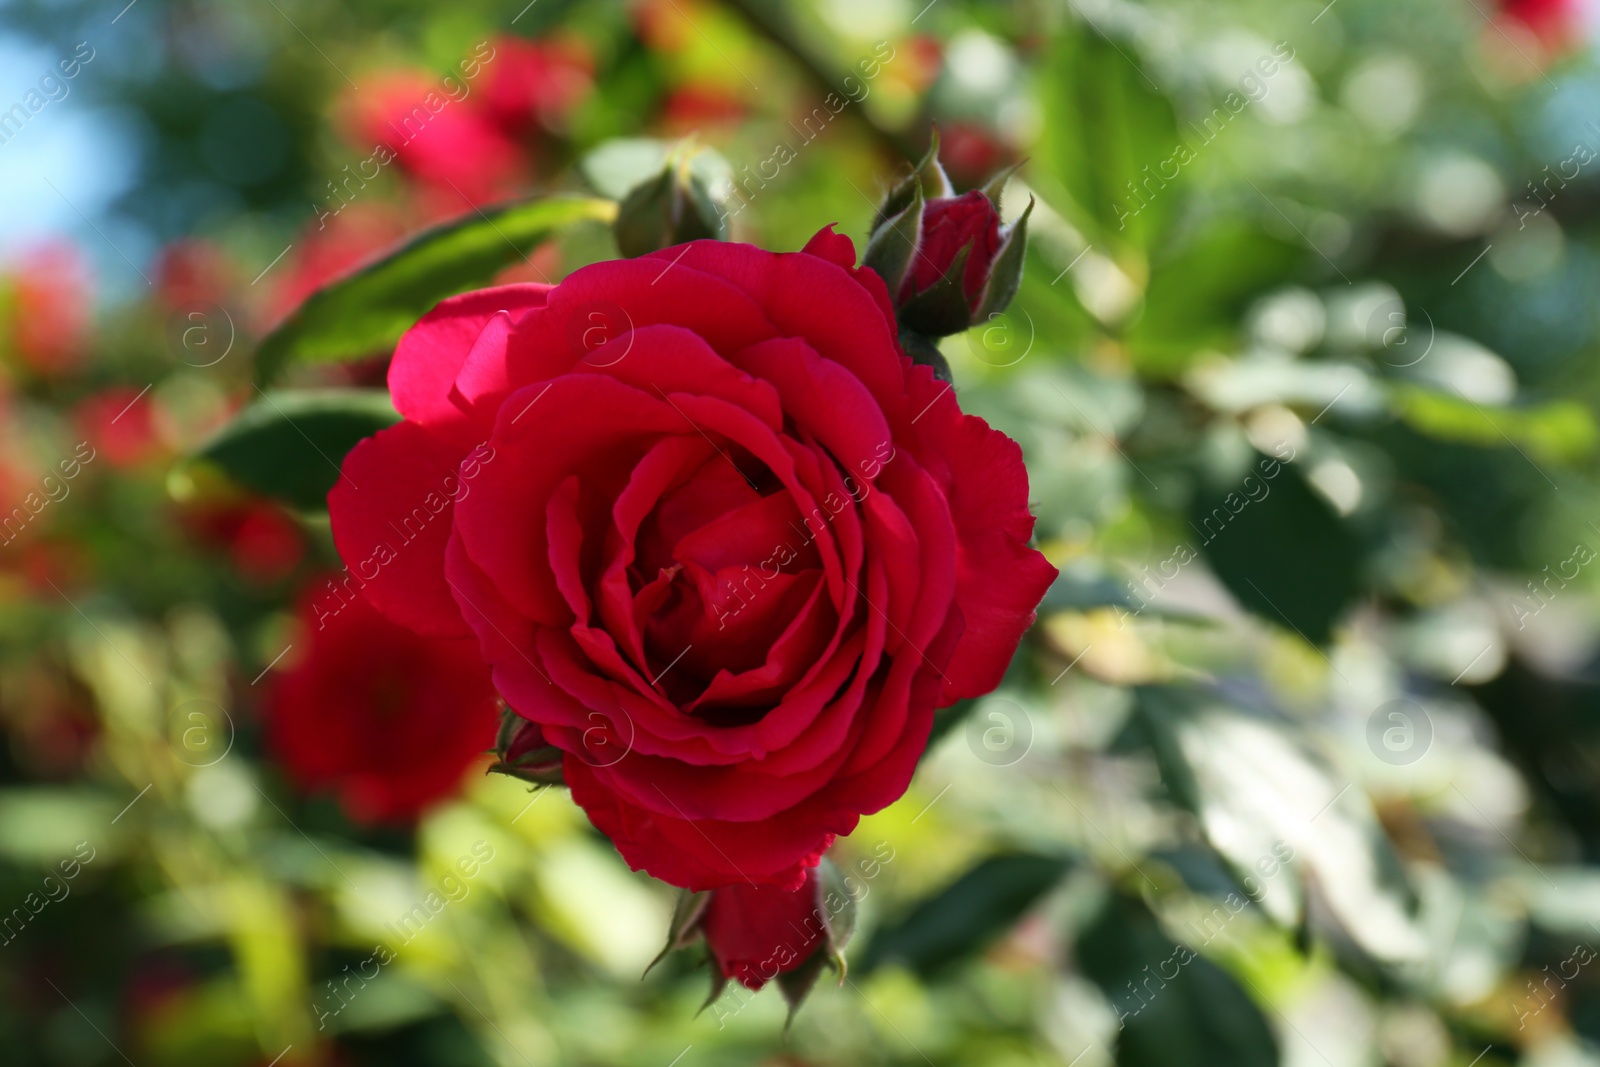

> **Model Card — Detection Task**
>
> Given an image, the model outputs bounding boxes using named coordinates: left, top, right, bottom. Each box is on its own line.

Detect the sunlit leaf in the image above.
left=254, top=196, right=616, bottom=384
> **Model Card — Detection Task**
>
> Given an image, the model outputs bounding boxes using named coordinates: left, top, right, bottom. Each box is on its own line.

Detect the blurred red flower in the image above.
left=341, top=73, right=527, bottom=210
left=937, top=122, right=1011, bottom=188
left=264, top=582, right=500, bottom=824
left=75, top=387, right=164, bottom=469
left=3, top=243, right=91, bottom=379
left=180, top=496, right=305, bottom=584
left=661, top=82, right=746, bottom=134
left=480, top=35, right=594, bottom=139
left=154, top=239, right=236, bottom=310
left=1500, top=0, right=1583, bottom=46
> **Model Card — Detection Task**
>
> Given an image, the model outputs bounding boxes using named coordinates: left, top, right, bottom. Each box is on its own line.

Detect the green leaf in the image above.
left=1129, top=224, right=1304, bottom=376
left=857, top=852, right=1072, bottom=977
left=1391, top=385, right=1598, bottom=464
left=254, top=196, right=616, bottom=385
left=1190, top=450, right=1359, bottom=646
left=1077, top=891, right=1279, bottom=1067
left=1033, top=20, right=1179, bottom=257
left=1134, top=687, right=1424, bottom=961
left=194, top=389, right=399, bottom=512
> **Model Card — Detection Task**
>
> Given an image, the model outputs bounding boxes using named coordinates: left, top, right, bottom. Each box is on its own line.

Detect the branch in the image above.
left=717, top=0, right=923, bottom=162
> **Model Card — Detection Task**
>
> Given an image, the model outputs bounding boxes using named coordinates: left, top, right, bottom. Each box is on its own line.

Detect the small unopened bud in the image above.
left=645, top=856, right=856, bottom=1029
left=613, top=141, right=728, bottom=258
left=864, top=130, right=1031, bottom=346
left=488, top=706, right=564, bottom=785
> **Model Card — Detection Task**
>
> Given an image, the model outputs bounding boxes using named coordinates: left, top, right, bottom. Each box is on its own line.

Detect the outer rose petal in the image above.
left=800, top=224, right=899, bottom=339
left=329, top=421, right=477, bottom=637
left=568, top=754, right=847, bottom=891
left=389, top=284, right=550, bottom=445
left=903, top=362, right=1058, bottom=701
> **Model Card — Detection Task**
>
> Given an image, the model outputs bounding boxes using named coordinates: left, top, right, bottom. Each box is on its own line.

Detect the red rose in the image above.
left=479, top=36, right=594, bottom=140
left=265, top=582, right=500, bottom=823
left=328, top=227, right=1056, bottom=889
left=900, top=189, right=1004, bottom=310
left=701, top=866, right=827, bottom=990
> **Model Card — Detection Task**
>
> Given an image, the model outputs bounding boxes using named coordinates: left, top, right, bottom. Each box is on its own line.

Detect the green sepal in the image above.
left=643, top=888, right=711, bottom=979
left=972, top=197, right=1034, bottom=324
left=486, top=705, right=565, bottom=786
left=776, top=947, right=832, bottom=1035
left=815, top=855, right=858, bottom=971
left=980, top=159, right=1026, bottom=212
left=862, top=177, right=924, bottom=298
left=899, top=329, right=953, bottom=384
left=696, top=964, right=729, bottom=1017
left=873, top=126, right=953, bottom=231
left=897, top=241, right=976, bottom=339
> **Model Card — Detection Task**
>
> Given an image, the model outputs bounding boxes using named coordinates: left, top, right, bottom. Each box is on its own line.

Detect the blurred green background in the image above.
left=2, top=0, right=1600, bottom=1063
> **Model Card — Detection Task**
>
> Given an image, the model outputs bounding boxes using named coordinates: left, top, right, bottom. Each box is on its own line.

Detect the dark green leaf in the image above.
left=254, top=196, right=615, bottom=384
left=1190, top=452, right=1359, bottom=645
left=195, top=389, right=399, bottom=511
left=857, top=852, right=1072, bottom=977
left=1076, top=892, right=1278, bottom=1067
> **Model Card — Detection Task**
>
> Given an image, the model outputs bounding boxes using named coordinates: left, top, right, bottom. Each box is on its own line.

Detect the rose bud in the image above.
left=864, top=129, right=1031, bottom=350
left=611, top=141, right=729, bottom=257
left=647, top=859, right=856, bottom=1025
left=489, top=706, right=565, bottom=785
